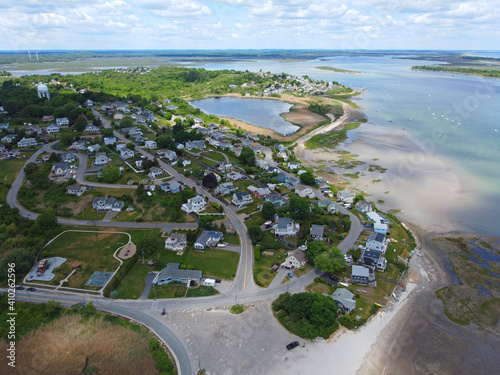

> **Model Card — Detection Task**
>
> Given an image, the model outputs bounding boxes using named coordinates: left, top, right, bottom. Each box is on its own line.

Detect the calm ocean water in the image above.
left=192, top=56, right=500, bottom=236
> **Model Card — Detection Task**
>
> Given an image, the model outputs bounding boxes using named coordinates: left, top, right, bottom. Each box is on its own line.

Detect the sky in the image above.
left=1, top=0, right=499, bottom=51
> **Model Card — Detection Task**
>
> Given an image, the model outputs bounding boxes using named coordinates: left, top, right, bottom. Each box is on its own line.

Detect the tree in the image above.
left=299, top=171, right=316, bottom=186
left=198, top=216, right=214, bottom=230
left=239, top=147, right=255, bottom=166
left=202, top=173, right=218, bottom=189
left=306, top=241, right=329, bottom=263
left=100, top=167, right=121, bottom=183
left=353, top=193, right=365, bottom=204
left=262, top=201, right=276, bottom=221
left=59, top=133, right=74, bottom=147
left=101, top=128, right=114, bottom=137
left=119, top=116, right=134, bottom=128
left=81, top=301, right=96, bottom=318
left=314, top=247, right=346, bottom=274
left=24, top=162, right=38, bottom=176
left=137, top=237, right=158, bottom=257
left=247, top=224, right=263, bottom=245
left=110, top=290, right=119, bottom=299
left=73, top=114, right=87, bottom=132
left=288, top=194, right=311, bottom=220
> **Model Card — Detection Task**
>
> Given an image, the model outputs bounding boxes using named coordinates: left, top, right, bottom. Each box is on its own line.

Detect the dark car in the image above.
left=287, top=243, right=294, bottom=248
left=329, top=275, right=340, bottom=282
left=215, top=279, right=222, bottom=283
left=26, top=287, right=36, bottom=292
left=16, top=286, right=25, bottom=290
left=244, top=216, right=252, bottom=221
left=286, top=341, right=299, bottom=350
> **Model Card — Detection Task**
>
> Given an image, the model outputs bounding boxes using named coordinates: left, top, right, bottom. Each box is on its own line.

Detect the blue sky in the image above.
left=1, top=0, right=499, bottom=51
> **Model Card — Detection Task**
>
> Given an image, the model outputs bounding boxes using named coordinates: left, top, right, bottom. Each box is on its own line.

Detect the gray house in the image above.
left=154, top=263, right=202, bottom=285
left=92, top=196, right=125, bottom=212
left=332, top=288, right=356, bottom=313
left=351, top=265, right=375, bottom=285
left=310, top=224, right=325, bottom=241
left=66, top=185, right=87, bottom=197
left=361, top=249, right=387, bottom=271
left=194, top=231, right=223, bottom=250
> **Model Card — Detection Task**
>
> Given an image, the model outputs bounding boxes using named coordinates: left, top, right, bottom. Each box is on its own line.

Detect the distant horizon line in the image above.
left=0, top=49, right=499, bottom=53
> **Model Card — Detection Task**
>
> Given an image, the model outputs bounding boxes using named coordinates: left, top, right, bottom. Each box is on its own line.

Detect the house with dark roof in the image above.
left=194, top=231, right=223, bottom=250
left=283, top=249, right=306, bottom=269
left=92, top=196, right=125, bottom=212
left=154, top=263, right=201, bottom=285
left=50, top=162, right=69, bottom=180
left=361, top=249, right=387, bottom=271
left=160, top=181, right=184, bottom=194
left=232, top=192, right=253, bottom=207
left=61, top=152, right=75, bottom=163
left=310, top=224, right=325, bottom=241
left=66, top=185, right=87, bottom=197
left=366, top=232, right=388, bottom=253
left=332, top=288, right=356, bottom=313
left=351, top=265, right=375, bottom=285
left=274, top=217, right=300, bottom=237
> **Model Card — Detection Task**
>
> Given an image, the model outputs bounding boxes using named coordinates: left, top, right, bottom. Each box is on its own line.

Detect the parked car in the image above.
left=16, top=286, right=25, bottom=290
left=26, top=287, right=36, bottom=292
left=244, top=216, right=252, bottom=221
left=329, top=275, right=340, bottom=282
left=288, top=273, right=293, bottom=279
left=286, top=341, right=299, bottom=350
left=215, top=279, right=221, bottom=283
left=287, top=243, right=294, bottom=248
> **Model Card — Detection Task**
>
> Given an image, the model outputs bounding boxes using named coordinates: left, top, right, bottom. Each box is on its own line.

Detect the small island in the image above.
left=316, top=66, right=361, bottom=74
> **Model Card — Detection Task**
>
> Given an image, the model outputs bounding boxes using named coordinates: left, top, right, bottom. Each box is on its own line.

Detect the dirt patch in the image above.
left=283, top=107, right=326, bottom=126
left=64, top=195, right=93, bottom=216
left=118, top=242, right=136, bottom=259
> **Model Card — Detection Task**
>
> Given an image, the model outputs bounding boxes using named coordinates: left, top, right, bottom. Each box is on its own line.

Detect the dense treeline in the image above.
left=412, top=65, right=500, bottom=78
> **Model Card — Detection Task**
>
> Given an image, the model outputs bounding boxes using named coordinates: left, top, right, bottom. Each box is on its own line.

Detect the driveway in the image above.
left=268, top=268, right=288, bottom=289
left=140, top=272, right=157, bottom=300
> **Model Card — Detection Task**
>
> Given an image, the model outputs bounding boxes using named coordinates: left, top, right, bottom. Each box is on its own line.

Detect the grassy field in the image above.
left=254, top=249, right=287, bottom=287
left=157, top=247, right=240, bottom=280
left=34, top=231, right=128, bottom=289
left=149, top=284, right=218, bottom=299
left=305, top=120, right=366, bottom=150
left=0, top=158, right=25, bottom=201
left=114, top=260, right=150, bottom=299
left=0, top=313, right=168, bottom=375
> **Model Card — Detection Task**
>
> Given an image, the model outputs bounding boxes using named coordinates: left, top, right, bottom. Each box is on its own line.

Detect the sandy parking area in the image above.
left=118, top=242, right=136, bottom=259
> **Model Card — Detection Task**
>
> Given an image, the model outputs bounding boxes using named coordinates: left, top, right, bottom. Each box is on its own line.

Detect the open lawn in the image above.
left=34, top=231, right=128, bottom=289
left=114, top=260, right=150, bottom=299
left=254, top=248, right=287, bottom=287
left=157, top=247, right=239, bottom=280
left=0, top=158, right=25, bottom=201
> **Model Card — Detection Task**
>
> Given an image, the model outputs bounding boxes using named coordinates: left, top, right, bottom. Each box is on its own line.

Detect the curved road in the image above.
left=8, top=108, right=364, bottom=374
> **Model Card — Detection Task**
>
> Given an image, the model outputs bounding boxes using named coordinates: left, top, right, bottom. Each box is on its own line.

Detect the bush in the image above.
left=149, top=338, right=176, bottom=375
left=254, top=250, right=261, bottom=261
left=314, top=276, right=329, bottom=285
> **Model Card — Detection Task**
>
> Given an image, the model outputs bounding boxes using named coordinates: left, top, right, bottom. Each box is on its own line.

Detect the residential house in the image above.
left=226, top=171, right=243, bottom=181
left=87, top=144, right=101, bottom=153
left=70, top=139, right=86, bottom=151
left=194, top=231, right=223, bottom=250
left=25, top=125, right=41, bottom=136
left=247, top=185, right=272, bottom=199
left=351, top=265, right=375, bottom=285
left=56, top=117, right=69, bottom=126
left=164, top=150, right=177, bottom=161
left=185, top=140, right=205, bottom=150
left=66, top=185, right=87, bottom=197
left=337, top=189, right=355, bottom=203
left=274, top=217, right=300, bottom=237
left=295, top=185, right=315, bottom=199
left=120, top=147, right=135, bottom=160
left=121, top=127, right=140, bottom=134
left=1, top=134, right=16, bottom=143
left=17, top=138, right=37, bottom=148
left=374, top=222, right=388, bottom=235
left=355, top=200, right=372, bottom=213
left=232, top=192, right=253, bottom=208
left=92, top=196, right=125, bottom=212
left=181, top=196, right=206, bottom=214
left=160, top=181, right=184, bottom=194
left=366, top=232, right=388, bottom=253
left=218, top=141, right=233, bottom=151
left=154, top=263, right=201, bottom=285
left=265, top=193, right=286, bottom=208
left=41, top=153, right=51, bottom=162
left=103, top=137, right=116, bottom=145
left=164, top=233, right=187, bottom=252
left=332, top=289, right=356, bottom=313
left=42, top=115, right=54, bottom=122
left=256, top=158, right=269, bottom=170
left=0, top=144, right=7, bottom=154
left=0, top=123, right=9, bottom=130
left=361, top=249, right=387, bottom=271
left=216, top=182, right=236, bottom=195
left=144, top=140, right=157, bottom=149
left=93, top=152, right=109, bottom=166
left=85, top=124, right=100, bottom=133
left=275, top=173, right=288, bottom=183
left=45, top=124, right=60, bottom=134
left=50, top=162, right=69, bottom=180
left=366, top=212, right=389, bottom=234
left=115, top=143, right=127, bottom=152
left=264, top=166, right=280, bottom=175
left=182, top=159, right=191, bottom=167
left=61, top=152, right=75, bottom=163
left=284, top=177, right=300, bottom=189
left=283, top=249, right=306, bottom=269
left=148, top=166, right=163, bottom=179
left=287, top=162, right=301, bottom=170
left=7, top=149, right=20, bottom=158
left=310, top=224, right=325, bottom=241
left=317, top=199, right=337, bottom=213
left=219, top=161, right=233, bottom=172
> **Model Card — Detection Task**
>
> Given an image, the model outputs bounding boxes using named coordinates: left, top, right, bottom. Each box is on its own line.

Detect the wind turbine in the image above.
left=28, top=51, right=32, bottom=60
left=34, top=51, right=39, bottom=61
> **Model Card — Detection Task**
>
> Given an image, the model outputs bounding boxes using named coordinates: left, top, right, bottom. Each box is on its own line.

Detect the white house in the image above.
left=256, top=158, right=269, bottom=170
left=226, top=171, right=243, bottom=181
left=66, top=184, right=87, bottom=197
left=145, top=140, right=157, bottom=149
left=219, top=161, right=233, bottom=172
left=164, top=233, right=187, bottom=252
left=61, top=152, right=75, bottom=163
left=148, top=166, right=163, bottom=179
left=103, top=137, right=116, bottom=145
left=93, top=152, right=109, bottom=166
left=181, top=196, right=206, bottom=214
left=56, top=117, right=69, bottom=126
left=17, top=138, right=37, bottom=148
left=164, top=150, right=177, bottom=161
left=337, top=189, right=355, bottom=203
left=87, top=144, right=101, bottom=153
left=50, top=162, right=69, bottom=180
left=332, top=289, right=356, bottom=313
left=366, top=232, right=388, bottom=253
left=216, top=182, right=236, bottom=195
left=1, top=134, right=16, bottom=143
left=283, top=249, right=306, bottom=269
left=232, top=192, right=253, bottom=207
left=287, top=162, right=301, bottom=170
left=70, top=140, right=86, bottom=150
left=85, top=124, right=100, bottom=133
left=274, top=217, right=300, bottom=237
left=355, top=200, right=372, bottom=213
left=92, top=196, right=125, bottom=212
left=45, top=124, right=60, bottom=134
left=185, top=140, right=205, bottom=150
left=295, top=185, right=315, bottom=199
left=120, top=147, right=135, bottom=160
